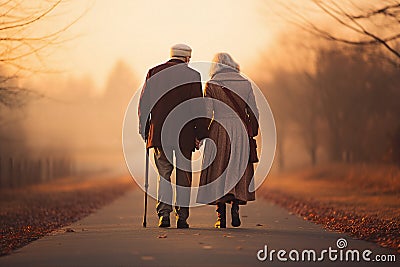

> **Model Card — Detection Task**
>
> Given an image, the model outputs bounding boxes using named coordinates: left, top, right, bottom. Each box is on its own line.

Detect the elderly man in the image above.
left=138, top=44, right=207, bottom=228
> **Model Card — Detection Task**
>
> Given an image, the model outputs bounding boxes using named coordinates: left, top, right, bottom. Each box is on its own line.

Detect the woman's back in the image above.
left=206, top=70, right=258, bottom=124
left=198, top=53, right=257, bottom=227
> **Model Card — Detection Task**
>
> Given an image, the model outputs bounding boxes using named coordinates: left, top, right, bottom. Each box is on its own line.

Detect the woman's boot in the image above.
left=231, top=201, right=241, bottom=227
left=215, top=203, right=226, bottom=228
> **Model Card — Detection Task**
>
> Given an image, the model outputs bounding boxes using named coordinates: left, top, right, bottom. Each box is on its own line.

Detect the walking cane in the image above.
left=143, top=147, right=149, bottom=228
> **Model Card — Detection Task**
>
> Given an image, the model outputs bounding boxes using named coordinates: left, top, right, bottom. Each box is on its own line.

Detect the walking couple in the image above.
left=138, top=44, right=259, bottom=229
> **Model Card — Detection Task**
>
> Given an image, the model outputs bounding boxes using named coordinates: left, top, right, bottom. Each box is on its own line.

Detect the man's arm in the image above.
left=138, top=70, right=151, bottom=141
left=191, top=73, right=208, bottom=141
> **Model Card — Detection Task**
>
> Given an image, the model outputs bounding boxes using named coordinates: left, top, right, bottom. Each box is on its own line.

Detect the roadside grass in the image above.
left=0, top=174, right=135, bottom=256
left=261, top=163, right=400, bottom=252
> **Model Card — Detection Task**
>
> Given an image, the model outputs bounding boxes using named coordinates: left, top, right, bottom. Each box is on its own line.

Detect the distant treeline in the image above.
left=0, top=60, right=136, bottom=187
left=261, top=44, right=400, bottom=169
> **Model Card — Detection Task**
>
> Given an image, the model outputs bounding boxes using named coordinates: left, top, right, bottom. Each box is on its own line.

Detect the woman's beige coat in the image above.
left=197, top=69, right=259, bottom=205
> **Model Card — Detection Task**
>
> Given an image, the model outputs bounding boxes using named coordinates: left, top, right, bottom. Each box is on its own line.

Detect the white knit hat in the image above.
left=170, top=44, right=192, bottom=58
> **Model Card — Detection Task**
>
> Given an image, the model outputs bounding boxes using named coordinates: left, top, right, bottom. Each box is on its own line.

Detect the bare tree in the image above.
left=294, top=72, right=321, bottom=166
left=0, top=0, right=86, bottom=108
left=259, top=38, right=399, bottom=167
left=310, top=45, right=398, bottom=162
left=266, top=69, right=323, bottom=167
left=275, top=0, right=400, bottom=64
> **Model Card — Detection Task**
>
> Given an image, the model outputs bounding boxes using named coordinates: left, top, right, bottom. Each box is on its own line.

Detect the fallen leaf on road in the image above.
left=256, top=224, right=263, bottom=227
left=202, top=245, right=212, bottom=249
left=223, top=234, right=233, bottom=238
left=236, top=246, right=243, bottom=250
left=65, top=228, right=75, bottom=233
left=157, top=234, right=167, bottom=238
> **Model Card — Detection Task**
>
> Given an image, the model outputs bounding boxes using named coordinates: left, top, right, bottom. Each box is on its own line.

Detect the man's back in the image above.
left=138, top=58, right=206, bottom=151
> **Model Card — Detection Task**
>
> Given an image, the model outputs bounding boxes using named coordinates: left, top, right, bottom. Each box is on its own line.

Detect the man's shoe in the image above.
left=214, top=217, right=226, bottom=228
left=158, top=215, right=170, bottom=228
left=177, top=219, right=189, bottom=229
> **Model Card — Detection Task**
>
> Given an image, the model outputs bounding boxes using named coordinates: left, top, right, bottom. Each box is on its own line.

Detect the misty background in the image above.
left=1, top=0, right=400, bottom=188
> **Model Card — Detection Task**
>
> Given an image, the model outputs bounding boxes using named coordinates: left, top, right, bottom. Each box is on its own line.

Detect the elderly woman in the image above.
left=197, top=53, right=259, bottom=228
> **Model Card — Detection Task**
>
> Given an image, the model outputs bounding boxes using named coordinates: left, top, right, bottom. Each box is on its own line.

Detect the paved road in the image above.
left=0, top=189, right=397, bottom=267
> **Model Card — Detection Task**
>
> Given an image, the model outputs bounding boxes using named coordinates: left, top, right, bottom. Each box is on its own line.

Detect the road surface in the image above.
left=0, top=189, right=397, bottom=267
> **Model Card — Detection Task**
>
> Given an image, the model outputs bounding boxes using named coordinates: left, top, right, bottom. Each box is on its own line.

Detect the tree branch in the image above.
left=0, top=0, right=62, bottom=32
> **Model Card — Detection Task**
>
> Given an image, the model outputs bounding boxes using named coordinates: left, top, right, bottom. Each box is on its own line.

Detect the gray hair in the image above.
left=209, top=52, right=240, bottom=78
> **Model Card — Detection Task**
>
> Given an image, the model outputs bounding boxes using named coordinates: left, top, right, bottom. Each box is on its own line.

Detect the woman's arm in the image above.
left=204, top=82, right=215, bottom=129
left=246, top=81, right=259, bottom=137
